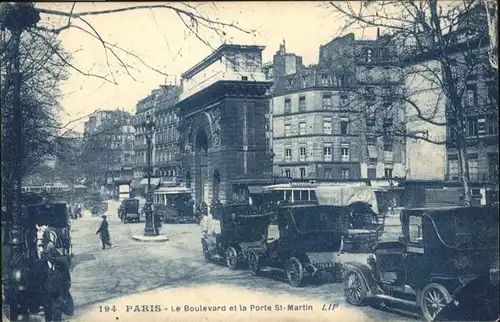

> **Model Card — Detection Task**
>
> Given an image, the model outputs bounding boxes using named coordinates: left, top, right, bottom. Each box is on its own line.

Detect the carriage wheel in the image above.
left=343, top=270, right=367, bottom=306
left=419, top=283, right=452, bottom=322
left=248, top=252, right=260, bottom=276
left=226, top=246, right=239, bottom=270
left=286, top=257, right=305, bottom=287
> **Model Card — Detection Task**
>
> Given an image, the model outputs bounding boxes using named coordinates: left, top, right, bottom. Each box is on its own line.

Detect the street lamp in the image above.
left=136, top=112, right=156, bottom=236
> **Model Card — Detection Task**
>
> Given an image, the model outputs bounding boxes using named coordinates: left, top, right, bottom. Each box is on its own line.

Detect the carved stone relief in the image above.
left=210, top=108, right=221, bottom=147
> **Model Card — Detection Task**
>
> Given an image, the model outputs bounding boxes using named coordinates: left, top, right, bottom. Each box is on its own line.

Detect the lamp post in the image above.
left=136, top=112, right=156, bottom=236
left=1, top=2, right=40, bottom=264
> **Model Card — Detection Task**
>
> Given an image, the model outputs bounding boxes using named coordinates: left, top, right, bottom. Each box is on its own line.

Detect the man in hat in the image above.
left=96, top=215, right=111, bottom=249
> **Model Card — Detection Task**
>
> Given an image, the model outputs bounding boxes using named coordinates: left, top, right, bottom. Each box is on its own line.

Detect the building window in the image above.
left=285, top=123, right=292, bottom=137
left=340, top=119, right=349, bottom=135
left=341, top=144, right=350, bottom=162
left=299, top=122, right=306, bottom=135
left=322, top=94, right=333, bottom=109
left=323, top=143, right=332, bottom=161
left=478, top=117, right=486, bottom=135
left=299, top=147, right=306, bottom=162
left=285, top=148, right=292, bottom=162
left=384, top=168, right=393, bottom=178
left=384, top=150, right=394, bottom=163
left=284, top=98, right=291, bottom=113
left=365, top=48, right=373, bottom=63
left=448, top=158, right=459, bottom=180
left=321, top=75, right=329, bottom=87
left=466, top=117, right=478, bottom=137
left=367, top=168, right=377, bottom=179
left=323, top=117, right=332, bottom=134
left=324, top=167, right=332, bottom=178
left=488, top=115, right=499, bottom=135
left=466, top=85, right=477, bottom=106
left=488, top=153, right=499, bottom=181
left=301, top=76, right=307, bottom=88
left=299, top=96, right=306, bottom=111
left=284, top=169, right=291, bottom=178
left=341, top=168, right=350, bottom=179
left=487, top=83, right=498, bottom=106
left=469, top=158, right=478, bottom=181
left=300, top=168, right=306, bottom=179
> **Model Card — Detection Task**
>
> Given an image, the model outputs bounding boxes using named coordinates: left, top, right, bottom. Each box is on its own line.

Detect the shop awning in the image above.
left=140, top=178, right=161, bottom=186
left=248, top=186, right=264, bottom=194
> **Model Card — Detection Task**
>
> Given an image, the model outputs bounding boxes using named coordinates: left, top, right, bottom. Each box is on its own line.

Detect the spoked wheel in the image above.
left=343, top=270, right=367, bottom=306
left=419, top=283, right=452, bottom=322
left=286, top=257, right=304, bottom=287
left=248, top=252, right=260, bottom=276
left=226, top=246, right=239, bottom=270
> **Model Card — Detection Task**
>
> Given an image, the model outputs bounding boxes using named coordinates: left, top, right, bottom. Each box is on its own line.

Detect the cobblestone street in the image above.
left=23, top=211, right=418, bottom=321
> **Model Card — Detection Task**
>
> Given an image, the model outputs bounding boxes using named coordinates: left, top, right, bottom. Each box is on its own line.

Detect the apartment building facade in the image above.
left=270, top=35, right=405, bottom=180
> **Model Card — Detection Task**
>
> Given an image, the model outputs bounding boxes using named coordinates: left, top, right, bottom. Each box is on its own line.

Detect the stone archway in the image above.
left=193, top=115, right=212, bottom=204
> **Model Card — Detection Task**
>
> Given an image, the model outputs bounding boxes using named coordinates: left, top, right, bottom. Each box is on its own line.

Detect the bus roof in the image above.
left=154, top=187, right=193, bottom=195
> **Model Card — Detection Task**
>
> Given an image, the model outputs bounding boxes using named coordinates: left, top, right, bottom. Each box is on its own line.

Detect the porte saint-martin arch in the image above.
left=175, top=44, right=280, bottom=205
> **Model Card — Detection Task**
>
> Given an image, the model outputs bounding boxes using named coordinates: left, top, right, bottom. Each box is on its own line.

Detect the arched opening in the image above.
left=185, top=171, right=191, bottom=188
left=195, top=128, right=209, bottom=154
left=212, top=169, right=220, bottom=203
left=194, top=127, right=210, bottom=203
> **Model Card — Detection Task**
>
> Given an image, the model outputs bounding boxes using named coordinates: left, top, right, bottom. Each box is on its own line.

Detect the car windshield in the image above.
left=378, top=224, right=403, bottom=243
left=289, top=206, right=344, bottom=233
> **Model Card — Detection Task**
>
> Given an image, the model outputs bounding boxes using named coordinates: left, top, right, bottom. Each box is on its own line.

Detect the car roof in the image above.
left=402, top=206, right=493, bottom=216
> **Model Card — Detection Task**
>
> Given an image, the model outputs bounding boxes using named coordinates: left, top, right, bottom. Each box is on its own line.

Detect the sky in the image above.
left=35, top=2, right=378, bottom=134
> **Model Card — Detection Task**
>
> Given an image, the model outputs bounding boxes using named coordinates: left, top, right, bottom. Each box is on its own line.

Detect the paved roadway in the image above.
left=27, top=211, right=417, bottom=322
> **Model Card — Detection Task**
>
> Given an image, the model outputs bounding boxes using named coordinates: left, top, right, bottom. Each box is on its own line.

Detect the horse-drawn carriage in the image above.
left=201, top=203, right=271, bottom=270
left=246, top=203, right=349, bottom=287
left=3, top=201, right=73, bottom=321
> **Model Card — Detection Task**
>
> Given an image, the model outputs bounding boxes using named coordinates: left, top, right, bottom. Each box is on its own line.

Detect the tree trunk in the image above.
left=456, top=135, right=473, bottom=206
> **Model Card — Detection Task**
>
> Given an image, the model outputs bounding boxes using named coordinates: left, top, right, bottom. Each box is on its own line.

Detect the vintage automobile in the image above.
left=3, top=201, right=73, bottom=320
left=153, top=187, right=196, bottom=224
left=119, top=198, right=140, bottom=223
left=246, top=203, right=349, bottom=287
left=201, top=203, right=271, bottom=270
left=342, top=206, right=499, bottom=321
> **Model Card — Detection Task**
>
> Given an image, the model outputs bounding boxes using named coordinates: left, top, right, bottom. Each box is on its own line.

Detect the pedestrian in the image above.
left=96, top=215, right=112, bottom=249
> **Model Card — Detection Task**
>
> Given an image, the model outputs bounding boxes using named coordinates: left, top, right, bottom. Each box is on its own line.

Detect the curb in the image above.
left=131, top=235, right=169, bottom=242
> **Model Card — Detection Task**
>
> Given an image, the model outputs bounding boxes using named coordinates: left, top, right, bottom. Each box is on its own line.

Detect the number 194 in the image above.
left=99, top=305, right=117, bottom=312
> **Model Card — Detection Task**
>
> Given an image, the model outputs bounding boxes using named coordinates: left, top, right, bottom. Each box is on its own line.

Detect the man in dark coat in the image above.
left=96, top=215, right=111, bottom=249
left=40, top=236, right=73, bottom=321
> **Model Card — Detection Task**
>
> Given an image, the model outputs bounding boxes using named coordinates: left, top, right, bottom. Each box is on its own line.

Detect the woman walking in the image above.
left=96, top=215, right=112, bottom=249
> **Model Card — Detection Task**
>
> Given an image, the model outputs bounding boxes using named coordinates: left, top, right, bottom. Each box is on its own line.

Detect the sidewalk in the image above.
left=71, top=283, right=373, bottom=322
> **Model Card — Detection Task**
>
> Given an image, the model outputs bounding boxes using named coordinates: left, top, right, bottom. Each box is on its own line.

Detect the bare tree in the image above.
left=327, top=0, right=498, bottom=205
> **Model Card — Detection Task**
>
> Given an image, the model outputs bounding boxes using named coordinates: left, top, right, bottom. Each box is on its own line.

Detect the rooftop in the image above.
left=181, top=44, right=265, bottom=79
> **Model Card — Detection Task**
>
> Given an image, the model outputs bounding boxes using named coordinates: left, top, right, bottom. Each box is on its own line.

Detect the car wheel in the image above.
left=286, top=257, right=304, bottom=287
left=343, top=270, right=368, bottom=306
left=419, top=283, right=452, bottom=322
left=226, top=246, right=239, bottom=270
left=248, top=251, right=260, bottom=276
